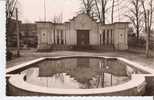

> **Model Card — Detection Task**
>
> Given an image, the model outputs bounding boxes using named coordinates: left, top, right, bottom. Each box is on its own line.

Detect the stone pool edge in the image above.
left=7, top=74, right=146, bottom=96
left=6, top=55, right=154, bottom=96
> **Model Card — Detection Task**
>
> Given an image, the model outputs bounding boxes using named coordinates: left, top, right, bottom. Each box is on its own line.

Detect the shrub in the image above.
left=6, top=50, right=13, bottom=61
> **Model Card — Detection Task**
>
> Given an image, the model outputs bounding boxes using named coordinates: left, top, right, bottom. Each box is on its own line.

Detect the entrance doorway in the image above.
left=77, top=30, right=89, bottom=49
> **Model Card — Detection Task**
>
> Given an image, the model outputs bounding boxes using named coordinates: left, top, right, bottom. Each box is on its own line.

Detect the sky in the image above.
left=17, top=0, right=134, bottom=24
left=18, top=0, right=81, bottom=23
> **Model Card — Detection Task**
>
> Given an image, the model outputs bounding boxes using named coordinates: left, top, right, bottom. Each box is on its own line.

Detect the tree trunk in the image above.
left=101, top=0, right=105, bottom=24
left=146, top=11, right=150, bottom=58
left=16, top=8, right=20, bottom=57
left=136, top=0, right=139, bottom=40
left=111, top=0, right=115, bottom=23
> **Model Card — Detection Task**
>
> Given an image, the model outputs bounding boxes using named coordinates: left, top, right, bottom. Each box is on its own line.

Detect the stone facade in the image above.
left=36, top=14, right=129, bottom=50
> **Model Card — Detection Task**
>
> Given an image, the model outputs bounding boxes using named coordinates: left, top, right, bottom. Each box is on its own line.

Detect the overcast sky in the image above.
left=18, top=0, right=81, bottom=23
left=17, top=0, right=133, bottom=23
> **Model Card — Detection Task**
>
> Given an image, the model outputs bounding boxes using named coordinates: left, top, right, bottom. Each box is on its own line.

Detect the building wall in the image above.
left=66, top=21, right=76, bottom=45
left=114, top=23, right=128, bottom=50
left=36, top=22, right=53, bottom=49
left=64, top=22, right=71, bottom=45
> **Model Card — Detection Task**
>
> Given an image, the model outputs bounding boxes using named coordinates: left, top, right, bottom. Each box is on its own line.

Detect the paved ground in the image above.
left=7, top=49, right=154, bottom=70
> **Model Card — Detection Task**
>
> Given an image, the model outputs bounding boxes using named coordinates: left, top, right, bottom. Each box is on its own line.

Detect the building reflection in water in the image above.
left=22, top=58, right=133, bottom=89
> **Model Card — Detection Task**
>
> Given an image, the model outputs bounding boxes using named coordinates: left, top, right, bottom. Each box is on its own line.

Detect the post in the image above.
left=111, top=74, right=112, bottom=86
left=146, top=10, right=150, bottom=57
left=44, top=0, right=46, bottom=21
left=16, top=8, right=20, bottom=57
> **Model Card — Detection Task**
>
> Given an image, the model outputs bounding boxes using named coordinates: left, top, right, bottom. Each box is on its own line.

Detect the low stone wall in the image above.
left=7, top=84, right=145, bottom=96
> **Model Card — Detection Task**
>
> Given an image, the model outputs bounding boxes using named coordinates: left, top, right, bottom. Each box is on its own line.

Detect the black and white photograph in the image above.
left=3, top=0, right=154, bottom=97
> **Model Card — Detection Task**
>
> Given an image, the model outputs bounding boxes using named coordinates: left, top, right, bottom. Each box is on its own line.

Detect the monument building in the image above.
left=36, top=14, right=129, bottom=51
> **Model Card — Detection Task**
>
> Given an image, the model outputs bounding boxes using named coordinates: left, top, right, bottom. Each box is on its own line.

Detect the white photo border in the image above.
left=0, top=0, right=153, bottom=100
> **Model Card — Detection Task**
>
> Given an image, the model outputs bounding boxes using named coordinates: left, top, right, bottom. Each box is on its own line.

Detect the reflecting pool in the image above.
left=22, top=57, right=139, bottom=89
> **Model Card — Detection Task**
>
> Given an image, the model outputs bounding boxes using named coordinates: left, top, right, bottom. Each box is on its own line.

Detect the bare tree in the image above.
left=141, top=0, right=154, bottom=57
left=80, top=0, right=96, bottom=16
left=94, top=0, right=101, bottom=21
left=100, top=0, right=108, bottom=24
left=111, top=0, right=115, bottom=23
left=95, top=0, right=107, bottom=24
left=6, top=0, right=17, bottom=47
left=80, top=0, right=109, bottom=24
left=149, top=0, right=153, bottom=30
left=141, top=0, right=147, bottom=33
left=6, top=0, right=17, bottom=32
left=125, top=0, right=143, bottom=40
left=6, top=0, right=17, bottom=19
left=93, top=0, right=108, bottom=24
left=16, top=8, right=20, bottom=57
left=6, top=0, right=21, bottom=57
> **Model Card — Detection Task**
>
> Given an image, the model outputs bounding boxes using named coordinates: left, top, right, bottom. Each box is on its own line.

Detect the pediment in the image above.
left=70, top=14, right=97, bottom=30
left=73, top=14, right=96, bottom=23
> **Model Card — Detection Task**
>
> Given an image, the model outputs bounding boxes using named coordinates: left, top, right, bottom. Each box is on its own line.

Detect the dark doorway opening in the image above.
left=77, top=30, right=90, bottom=49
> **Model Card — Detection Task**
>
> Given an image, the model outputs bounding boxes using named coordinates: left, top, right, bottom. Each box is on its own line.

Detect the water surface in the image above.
left=22, top=57, right=138, bottom=89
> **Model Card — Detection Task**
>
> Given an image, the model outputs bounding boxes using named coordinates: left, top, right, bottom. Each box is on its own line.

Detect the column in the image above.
left=65, top=30, right=68, bottom=45
left=47, top=31, right=50, bottom=44
left=55, top=29, right=57, bottom=44
left=51, top=29, right=54, bottom=44
left=101, top=32, right=103, bottom=45
left=59, top=30, right=61, bottom=44
left=58, top=30, right=61, bottom=45
left=112, top=29, right=114, bottom=45
left=64, top=30, right=66, bottom=45
left=108, top=29, right=112, bottom=45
